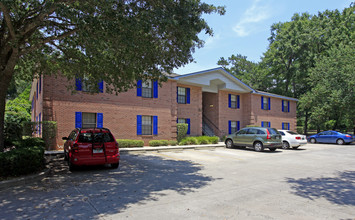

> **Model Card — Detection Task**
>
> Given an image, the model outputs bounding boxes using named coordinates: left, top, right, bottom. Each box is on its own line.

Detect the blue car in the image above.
left=307, top=130, right=355, bottom=145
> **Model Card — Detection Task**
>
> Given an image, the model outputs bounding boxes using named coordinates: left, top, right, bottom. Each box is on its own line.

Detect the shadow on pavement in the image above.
left=0, top=154, right=215, bottom=219
left=287, top=170, right=355, bottom=206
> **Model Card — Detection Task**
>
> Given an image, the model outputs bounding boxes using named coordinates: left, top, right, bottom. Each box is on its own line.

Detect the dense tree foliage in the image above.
left=218, top=4, right=355, bottom=133
left=0, top=0, right=225, bottom=151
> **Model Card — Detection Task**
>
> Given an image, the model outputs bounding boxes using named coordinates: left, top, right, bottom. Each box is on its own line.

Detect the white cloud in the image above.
left=204, top=33, right=221, bottom=48
left=233, top=0, right=272, bottom=37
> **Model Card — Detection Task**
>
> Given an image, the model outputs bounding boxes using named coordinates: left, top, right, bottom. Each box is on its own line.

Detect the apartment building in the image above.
left=30, top=67, right=297, bottom=150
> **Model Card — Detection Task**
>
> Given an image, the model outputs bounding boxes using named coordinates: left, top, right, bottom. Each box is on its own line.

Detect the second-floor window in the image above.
left=282, top=100, right=290, bottom=112
left=142, top=80, right=153, bottom=98
left=229, top=94, right=240, bottom=109
left=261, top=96, right=270, bottom=110
left=177, top=87, right=190, bottom=104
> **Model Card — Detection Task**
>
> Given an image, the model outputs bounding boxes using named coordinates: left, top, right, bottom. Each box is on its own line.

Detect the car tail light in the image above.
left=72, top=143, right=79, bottom=153
left=266, top=129, right=271, bottom=139
left=295, top=137, right=301, bottom=140
left=345, top=135, right=351, bottom=138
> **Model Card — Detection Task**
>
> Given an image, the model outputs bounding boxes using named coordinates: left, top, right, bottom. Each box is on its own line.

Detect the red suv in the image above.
left=62, top=128, right=120, bottom=170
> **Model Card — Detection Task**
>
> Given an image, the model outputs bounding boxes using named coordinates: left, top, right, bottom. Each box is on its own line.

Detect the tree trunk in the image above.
left=0, top=71, right=14, bottom=152
left=304, top=110, right=309, bottom=135
left=0, top=49, right=18, bottom=152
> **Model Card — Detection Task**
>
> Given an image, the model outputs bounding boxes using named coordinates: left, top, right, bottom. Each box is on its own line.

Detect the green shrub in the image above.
left=206, top=136, right=219, bottom=144
left=168, top=140, right=178, bottom=146
left=0, top=146, right=45, bottom=178
left=195, top=136, right=210, bottom=144
left=117, top=139, right=144, bottom=148
left=177, top=123, right=188, bottom=142
left=149, top=140, right=169, bottom=147
left=179, top=137, right=199, bottom=145
left=296, top=126, right=304, bottom=134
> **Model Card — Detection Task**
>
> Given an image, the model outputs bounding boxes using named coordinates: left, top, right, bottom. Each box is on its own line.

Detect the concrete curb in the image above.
left=0, top=168, right=50, bottom=191
left=44, top=143, right=226, bottom=155
left=119, top=143, right=225, bottom=154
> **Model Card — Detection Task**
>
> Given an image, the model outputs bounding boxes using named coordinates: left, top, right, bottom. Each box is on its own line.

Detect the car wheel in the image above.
left=111, top=162, right=119, bottom=169
left=68, top=160, right=76, bottom=171
left=64, top=151, right=68, bottom=161
left=336, top=139, right=344, bottom=145
left=253, top=141, right=264, bottom=152
left=225, top=139, right=234, bottom=148
left=310, top=138, right=316, bottom=144
left=282, top=141, right=290, bottom=149
left=269, top=148, right=277, bottom=152
left=292, top=147, right=299, bottom=149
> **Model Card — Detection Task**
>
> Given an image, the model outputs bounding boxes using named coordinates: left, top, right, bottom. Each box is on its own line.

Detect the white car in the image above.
left=278, top=130, right=307, bottom=149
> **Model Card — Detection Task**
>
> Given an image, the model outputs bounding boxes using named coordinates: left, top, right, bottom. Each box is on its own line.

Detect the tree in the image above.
left=217, top=54, right=271, bottom=90
left=0, top=0, right=225, bottom=151
left=300, top=44, right=355, bottom=133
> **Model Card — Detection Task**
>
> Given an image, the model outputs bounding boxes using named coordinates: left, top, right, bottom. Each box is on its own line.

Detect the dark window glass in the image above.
left=230, top=95, right=237, bottom=109
left=82, top=113, right=96, bottom=128
left=279, top=131, right=285, bottom=136
left=268, top=128, right=279, bottom=135
left=247, top=128, right=258, bottom=134
left=286, top=131, right=298, bottom=135
left=257, top=129, right=265, bottom=135
left=237, top=129, right=247, bottom=135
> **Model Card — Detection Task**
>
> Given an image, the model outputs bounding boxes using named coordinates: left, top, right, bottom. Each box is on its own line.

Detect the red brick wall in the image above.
left=43, top=75, right=178, bottom=148
left=218, top=90, right=246, bottom=136
left=250, top=94, right=297, bottom=131
left=177, top=84, right=202, bottom=136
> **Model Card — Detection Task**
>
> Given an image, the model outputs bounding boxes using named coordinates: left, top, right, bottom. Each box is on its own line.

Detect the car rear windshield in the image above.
left=78, top=132, right=115, bottom=143
left=286, top=131, right=298, bottom=135
left=267, top=128, right=279, bottom=135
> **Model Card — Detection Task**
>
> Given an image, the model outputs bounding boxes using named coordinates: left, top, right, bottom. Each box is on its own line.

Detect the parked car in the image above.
left=278, top=130, right=307, bottom=149
left=63, top=128, right=120, bottom=171
left=225, top=127, right=282, bottom=152
left=307, top=130, right=355, bottom=145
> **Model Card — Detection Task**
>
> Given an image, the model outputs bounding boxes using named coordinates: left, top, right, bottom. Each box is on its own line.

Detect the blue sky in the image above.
left=173, top=0, right=353, bottom=75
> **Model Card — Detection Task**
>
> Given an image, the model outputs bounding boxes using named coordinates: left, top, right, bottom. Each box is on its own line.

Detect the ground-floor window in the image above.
left=75, top=112, right=103, bottom=128
left=282, top=122, right=290, bottom=130
left=229, top=120, right=240, bottom=134
left=261, top=121, right=271, bottom=128
left=177, top=118, right=190, bottom=134
left=137, top=115, right=158, bottom=135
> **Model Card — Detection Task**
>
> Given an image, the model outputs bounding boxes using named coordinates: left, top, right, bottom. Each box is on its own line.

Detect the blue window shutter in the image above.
left=237, top=121, right=240, bottom=131
left=268, top=122, right=271, bottom=128
left=176, top=87, right=179, bottom=103
left=39, top=77, right=42, bottom=94
left=36, top=82, right=38, bottom=99
left=186, top=88, right=190, bottom=104
left=137, top=80, right=142, bottom=97
left=75, top=112, right=82, bottom=128
left=137, top=115, right=142, bottom=135
left=261, top=96, right=264, bottom=109
left=39, top=113, right=41, bottom=134
left=153, top=116, right=158, bottom=135
left=228, top=94, right=231, bottom=108
left=153, top=81, right=158, bottom=98
left=268, top=98, right=271, bottom=110
left=228, top=120, right=231, bottom=134
left=237, top=95, right=240, bottom=109
left=282, top=100, right=284, bottom=112
left=75, top=78, right=82, bottom=91
left=261, top=121, right=264, bottom=127
left=282, top=123, right=284, bottom=130
left=98, top=80, right=104, bottom=93
left=186, top=118, right=190, bottom=135
left=97, top=113, right=103, bottom=128
left=288, top=101, right=290, bottom=112
left=288, top=123, right=290, bottom=130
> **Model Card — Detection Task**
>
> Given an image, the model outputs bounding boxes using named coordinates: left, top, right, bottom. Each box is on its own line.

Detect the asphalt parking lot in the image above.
left=1, top=143, right=355, bottom=220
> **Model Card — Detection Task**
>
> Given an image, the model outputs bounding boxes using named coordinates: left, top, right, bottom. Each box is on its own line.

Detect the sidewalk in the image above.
left=45, top=142, right=226, bottom=155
